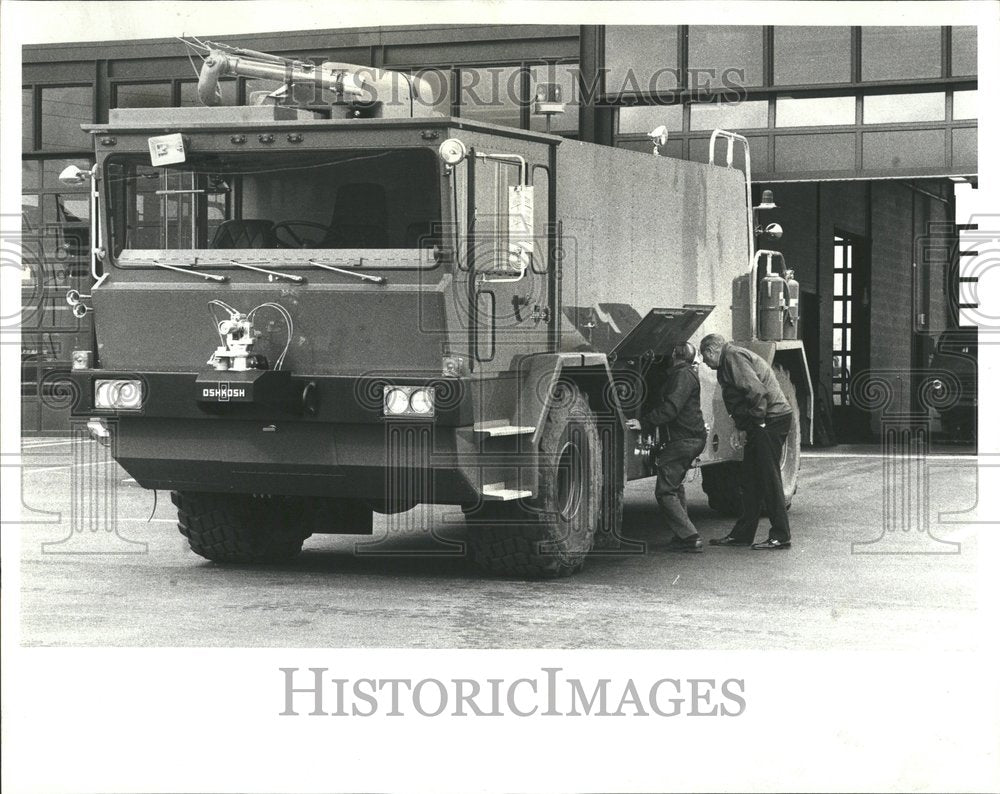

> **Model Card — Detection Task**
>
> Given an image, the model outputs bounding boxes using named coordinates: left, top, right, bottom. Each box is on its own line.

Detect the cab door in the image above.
left=468, top=150, right=552, bottom=373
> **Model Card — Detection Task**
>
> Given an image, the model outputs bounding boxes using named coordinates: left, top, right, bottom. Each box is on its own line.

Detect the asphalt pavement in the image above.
left=16, top=438, right=982, bottom=649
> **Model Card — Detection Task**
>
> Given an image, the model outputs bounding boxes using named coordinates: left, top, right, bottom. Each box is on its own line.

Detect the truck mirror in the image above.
left=58, top=164, right=91, bottom=186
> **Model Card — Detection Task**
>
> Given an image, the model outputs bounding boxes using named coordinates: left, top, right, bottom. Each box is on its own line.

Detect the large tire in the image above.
left=774, top=365, right=800, bottom=508
left=467, top=382, right=602, bottom=578
left=172, top=491, right=311, bottom=564
left=701, top=365, right=800, bottom=516
left=701, top=461, right=742, bottom=516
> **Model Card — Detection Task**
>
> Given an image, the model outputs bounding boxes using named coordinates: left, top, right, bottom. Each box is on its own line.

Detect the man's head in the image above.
left=671, top=341, right=697, bottom=366
left=699, top=333, right=727, bottom=370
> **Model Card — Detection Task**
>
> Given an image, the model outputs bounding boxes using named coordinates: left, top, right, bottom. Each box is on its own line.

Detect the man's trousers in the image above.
left=730, top=413, right=792, bottom=544
left=654, top=437, right=706, bottom=539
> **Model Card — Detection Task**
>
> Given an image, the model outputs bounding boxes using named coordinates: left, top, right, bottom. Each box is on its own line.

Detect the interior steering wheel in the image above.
left=273, top=220, right=328, bottom=248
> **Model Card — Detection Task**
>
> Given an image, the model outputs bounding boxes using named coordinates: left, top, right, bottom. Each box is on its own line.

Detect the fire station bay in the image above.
left=21, top=25, right=978, bottom=445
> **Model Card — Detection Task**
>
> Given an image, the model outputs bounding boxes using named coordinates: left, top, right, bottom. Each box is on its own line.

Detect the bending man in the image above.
left=628, top=342, right=707, bottom=552
left=699, top=333, right=793, bottom=550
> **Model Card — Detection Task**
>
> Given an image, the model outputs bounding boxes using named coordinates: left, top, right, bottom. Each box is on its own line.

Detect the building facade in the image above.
left=21, top=24, right=977, bottom=441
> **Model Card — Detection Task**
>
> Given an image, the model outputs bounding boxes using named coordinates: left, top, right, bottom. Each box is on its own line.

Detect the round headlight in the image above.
left=438, top=138, right=467, bottom=166
left=409, top=387, right=434, bottom=415
left=384, top=387, right=410, bottom=415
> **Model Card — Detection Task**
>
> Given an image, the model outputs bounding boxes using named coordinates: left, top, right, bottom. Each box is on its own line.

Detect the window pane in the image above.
left=846, top=302, right=852, bottom=323
left=773, top=26, right=852, bottom=85
left=245, top=78, right=282, bottom=103
left=689, top=99, right=767, bottom=131
left=23, top=88, right=34, bottom=151
left=861, top=27, right=942, bottom=81
left=114, top=82, right=172, bottom=108
left=862, top=129, right=947, bottom=170
left=775, top=133, right=855, bottom=172
left=529, top=63, right=580, bottom=134
left=953, top=89, right=977, bottom=121
left=951, top=26, right=977, bottom=76
left=40, top=86, right=93, bottom=150
left=179, top=80, right=237, bottom=107
left=604, top=26, right=680, bottom=96
left=618, top=104, right=683, bottom=134
left=863, top=92, right=945, bottom=124
left=835, top=274, right=844, bottom=296
left=776, top=95, right=855, bottom=127
left=459, top=66, right=523, bottom=128
left=23, top=160, right=39, bottom=191
left=411, top=68, right=452, bottom=117
left=49, top=193, right=90, bottom=222
left=834, top=302, right=843, bottom=323
left=21, top=193, right=41, bottom=232
left=952, top=127, right=977, bottom=170
left=688, top=27, right=764, bottom=90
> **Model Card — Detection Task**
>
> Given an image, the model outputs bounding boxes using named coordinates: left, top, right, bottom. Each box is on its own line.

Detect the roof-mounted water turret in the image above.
left=184, top=37, right=438, bottom=119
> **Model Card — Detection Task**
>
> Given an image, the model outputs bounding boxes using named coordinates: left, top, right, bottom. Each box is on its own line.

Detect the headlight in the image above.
left=71, top=350, right=92, bottom=370
left=384, top=386, right=411, bottom=415
left=94, top=378, right=143, bottom=410
left=382, top=385, right=436, bottom=417
left=438, top=138, right=467, bottom=165
left=409, top=387, right=435, bottom=415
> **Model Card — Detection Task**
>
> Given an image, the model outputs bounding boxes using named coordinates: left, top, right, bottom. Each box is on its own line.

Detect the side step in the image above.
left=481, top=483, right=534, bottom=502
left=473, top=421, right=536, bottom=438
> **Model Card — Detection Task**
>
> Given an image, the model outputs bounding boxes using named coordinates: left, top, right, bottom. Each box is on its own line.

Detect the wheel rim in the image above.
left=556, top=438, right=584, bottom=521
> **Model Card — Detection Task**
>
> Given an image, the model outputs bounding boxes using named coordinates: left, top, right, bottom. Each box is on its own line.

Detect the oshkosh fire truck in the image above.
left=66, top=40, right=812, bottom=577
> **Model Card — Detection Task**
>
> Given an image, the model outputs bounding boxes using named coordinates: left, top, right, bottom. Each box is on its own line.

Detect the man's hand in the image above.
left=625, top=418, right=642, bottom=431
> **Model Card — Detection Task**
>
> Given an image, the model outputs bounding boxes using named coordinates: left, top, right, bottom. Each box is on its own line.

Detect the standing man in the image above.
left=627, top=341, right=707, bottom=552
left=699, top=333, right=793, bottom=550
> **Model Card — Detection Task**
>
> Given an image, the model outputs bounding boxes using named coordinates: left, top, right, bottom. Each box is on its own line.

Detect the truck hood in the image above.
left=91, top=278, right=449, bottom=376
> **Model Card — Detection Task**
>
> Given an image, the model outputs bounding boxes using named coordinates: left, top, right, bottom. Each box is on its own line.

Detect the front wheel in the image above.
left=466, top=382, right=602, bottom=578
left=172, top=491, right=312, bottom=564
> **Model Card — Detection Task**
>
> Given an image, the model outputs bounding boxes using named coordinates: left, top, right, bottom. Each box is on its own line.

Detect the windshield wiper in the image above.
left=228, top=260, right=305, bottom=283
left=306, top=259, right=386, bottom=285
left=149, top=259, right=228, bottom=282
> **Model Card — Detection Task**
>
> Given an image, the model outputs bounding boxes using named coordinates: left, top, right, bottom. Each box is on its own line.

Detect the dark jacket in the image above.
left=642, top=361, right=706, bottom=442
left=717, top=343, right=792, bottom=430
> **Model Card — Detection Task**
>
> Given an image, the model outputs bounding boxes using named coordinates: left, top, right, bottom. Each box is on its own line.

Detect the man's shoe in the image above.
left=751, top=538, right=791, bottom=550
left=708, top=535, right=752, bottom=547
left=665, top=535, right=704, bottom=553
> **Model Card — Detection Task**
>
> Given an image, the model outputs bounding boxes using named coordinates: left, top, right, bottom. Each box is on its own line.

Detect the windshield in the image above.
left=104, top=149, right=442, bottom=265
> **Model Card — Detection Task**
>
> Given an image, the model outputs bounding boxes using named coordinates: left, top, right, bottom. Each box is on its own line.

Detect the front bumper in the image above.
left=71, top=370, right=481, bottom=502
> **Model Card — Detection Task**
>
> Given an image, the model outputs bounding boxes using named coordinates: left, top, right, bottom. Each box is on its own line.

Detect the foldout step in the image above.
left=481, top=483, right=534, bottom=501
left=473, top=421, right=536, bottom=437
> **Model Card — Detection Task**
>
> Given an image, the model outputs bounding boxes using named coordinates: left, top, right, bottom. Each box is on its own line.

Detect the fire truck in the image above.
left=66, top=41, right=812, bottom=577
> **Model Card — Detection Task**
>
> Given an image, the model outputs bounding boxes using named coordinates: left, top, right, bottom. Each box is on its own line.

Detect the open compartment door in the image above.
left=609, top=304, right=714, bottom=361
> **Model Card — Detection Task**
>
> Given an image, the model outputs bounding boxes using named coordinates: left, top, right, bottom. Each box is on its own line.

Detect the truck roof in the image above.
left=83, top=109, right=564, bottom=146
